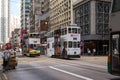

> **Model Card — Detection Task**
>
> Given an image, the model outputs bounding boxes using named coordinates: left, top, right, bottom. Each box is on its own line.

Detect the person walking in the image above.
left=2, top=51, right=9, bottom=72
left=87, top=48, right=91, bottom=55
left=93, top=48, right=96, bottom=56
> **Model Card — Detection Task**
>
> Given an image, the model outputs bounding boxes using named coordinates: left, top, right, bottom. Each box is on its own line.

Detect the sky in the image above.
left=10, top=0, right=20, bottom=15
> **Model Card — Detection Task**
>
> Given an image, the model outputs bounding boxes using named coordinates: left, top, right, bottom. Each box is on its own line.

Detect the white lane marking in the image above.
left=49, top=66, right=94, bottom=80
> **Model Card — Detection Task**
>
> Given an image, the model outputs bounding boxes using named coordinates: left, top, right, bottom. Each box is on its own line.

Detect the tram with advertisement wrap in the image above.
left=25, top=33, right=41, bottom=56
left=47, top=24, right=81, bottom=58
left=108, top=0, right=120, bottom=76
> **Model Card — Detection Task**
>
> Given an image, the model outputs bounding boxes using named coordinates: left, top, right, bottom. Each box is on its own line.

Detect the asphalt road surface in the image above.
left=2, top=55, right=120, bottom=80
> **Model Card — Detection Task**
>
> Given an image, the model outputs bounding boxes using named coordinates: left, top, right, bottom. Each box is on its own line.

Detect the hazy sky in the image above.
left=10, top=0, right=20, bottom=15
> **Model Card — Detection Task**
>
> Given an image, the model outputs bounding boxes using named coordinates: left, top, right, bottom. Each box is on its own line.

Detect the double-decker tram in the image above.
left=47, top=24, right=81, bottom=58
left=25, top=33, right=41, bottom=56
left=108, top=0, right=120, bottom=75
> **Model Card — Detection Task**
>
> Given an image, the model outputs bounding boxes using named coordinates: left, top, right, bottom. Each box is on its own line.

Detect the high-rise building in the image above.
left=21, top=0, right=30, bottom=29
left=73, top=0, right=111, bottom=55
left=10, top=15, right=21, bottom=37
left=50, top=0, right=75, bottom=30
left=11, top=28, right=21, bottom=48
left=29, top=0, right=44, bottom=33
left=0, top=0, right=10, bottom=43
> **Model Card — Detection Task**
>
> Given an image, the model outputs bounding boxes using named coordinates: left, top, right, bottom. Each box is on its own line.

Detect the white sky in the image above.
left=10, top=0, right=20, bottom=15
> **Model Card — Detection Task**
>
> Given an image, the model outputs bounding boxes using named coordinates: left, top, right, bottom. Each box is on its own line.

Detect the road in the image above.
left=1, top=55, right=120, bottom=80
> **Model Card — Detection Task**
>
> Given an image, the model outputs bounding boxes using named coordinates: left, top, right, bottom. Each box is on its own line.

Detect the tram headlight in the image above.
left=74, top=52, right=76, bottom=54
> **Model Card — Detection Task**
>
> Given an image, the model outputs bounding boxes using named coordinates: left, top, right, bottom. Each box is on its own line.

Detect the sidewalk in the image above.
left=80, top=56, right=107, bottom=66
left=81, top=56, right=107, bottom=61
left=81, top=55, right=107, bottom=62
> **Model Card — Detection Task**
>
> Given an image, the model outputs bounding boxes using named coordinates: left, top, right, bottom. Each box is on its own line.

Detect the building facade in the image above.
left=50, top=0, right=75, bottom=30
left=29, top=0, right=44, bottom=33
left=29, top=0, right=49, bottom=54
left=0, top=0, right=10, bottom=44
left=10, top=15, right=21, bottom=37
left=11, top=28, right=21, bottom=48
left=73, top=0, right=111, bottom=55
left=21, top=0, right=30, bottom=29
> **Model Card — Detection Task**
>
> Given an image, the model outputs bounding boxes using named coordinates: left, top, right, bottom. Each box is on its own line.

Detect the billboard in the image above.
left=29, top=38, right=40, bottom=44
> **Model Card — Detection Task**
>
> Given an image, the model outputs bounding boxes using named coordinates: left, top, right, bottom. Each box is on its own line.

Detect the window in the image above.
left=104, top=14, right=109, bottom=23
left=97, top=2, right=104, bottom=12
left=65, top=28, right=67, bottom=34
left=104, top=3, right=110, bottom=13
left=78, top=42, right=80, bottom=48
left=68, top=28, right=71, bottom=33
left=96, top=24, right=103, bottom=34
left=96, top=1, right=110, bottom=35
left=62, top=29, right=64, bottom=35
left=73, top=42, right=77, bottom=48
left=68, top=41, right=72, bottom=48
left=97, top=13, right=103, bottom=23
left=78, top=29, right=80, bottom=34
left=72, top=28, right=77, bottom=33
left=52, top=43, right=54, bottom=48
left=64, top=42, right=67, bottom=48
left=75, top=9, right=80, bottom=17
left=74, top=2, right=90, bottom=35
left=112, top=0, right=120, bottom=12
left=47, top=43, right=50, bottom=48
left=112, top=34, right=119, bottom=54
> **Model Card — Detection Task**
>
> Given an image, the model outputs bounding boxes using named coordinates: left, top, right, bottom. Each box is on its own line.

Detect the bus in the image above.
left=108, top=0, right=120, bottom=75
left=25, top=33, right=41, bottom=56
left=47, top=24, right=81, bottom=58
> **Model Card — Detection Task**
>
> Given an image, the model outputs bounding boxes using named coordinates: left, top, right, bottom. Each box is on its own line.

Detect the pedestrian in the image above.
left=114, top=48, right=119, bottom=54
left=14, top=48, right=17, bottom=57
left=93, top=48, right=96, bottom=56
left=2, top=51, right=9, bottom=72
left=19, top=48, right=22, bottom=55
left=87, top=48, right=91, bottom=55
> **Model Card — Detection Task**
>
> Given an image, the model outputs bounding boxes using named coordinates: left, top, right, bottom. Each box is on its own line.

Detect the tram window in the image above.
left=62, top=29, right=64, bottom=35
left=33, top=34, right=36, bottom=38
left=68, top=41, right=72, bottom=48
left=65, top=28, right=67, bottom=34
left=29, top=44, right=33, bottom=48
left=78, top=29, right=80, bottom=34
left=73, top=42, right=77, bottom=48
left=29, top=34, right=32, bottom=37
left=64, top=42, right=67, bottom=48
left=52, top=43, right=54, bottom=48
left=72, top=28, right=77, bottom=33
left=68, top=28, right=71, bottom=33
left=50, top=32, right=52, bottom=37
left=78, top=42, right=80, bottom=48
left=47, top=43, right=50, bottom=48
left=52, top=32, right=54, bottom=37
